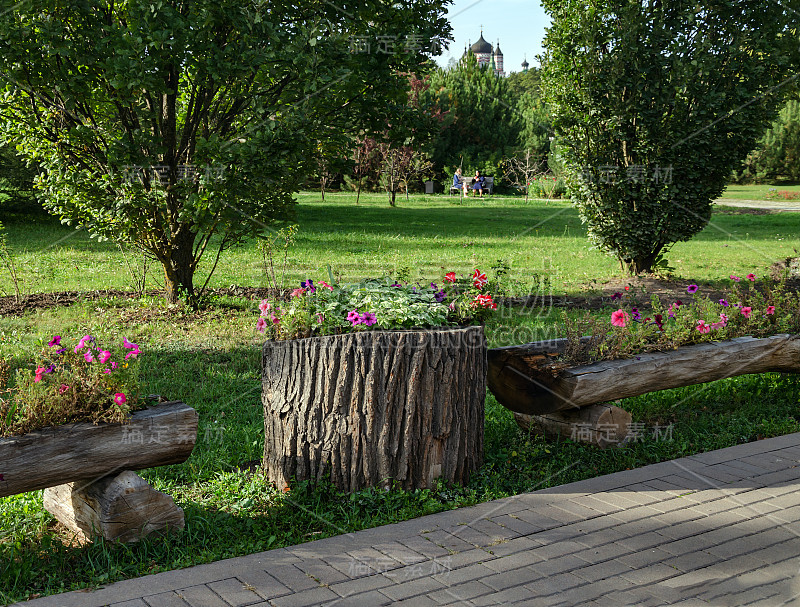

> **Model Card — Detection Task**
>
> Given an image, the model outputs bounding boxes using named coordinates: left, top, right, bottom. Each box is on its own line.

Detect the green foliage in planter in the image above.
left=256, top=269, right=501, bottom=340
left=559, top=275, right=800, bottom=366
left=541, top=0, right=799, bottom=274
left=0, top=335, right=143, bottom=436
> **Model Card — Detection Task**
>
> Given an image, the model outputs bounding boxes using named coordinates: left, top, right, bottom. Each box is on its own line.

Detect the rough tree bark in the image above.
left=0, top=402, right=198, bottom=498
left=488, top=334, right=800, bottom=415
left=513, top=404, right=632, bottom=449
left=261, top=327, right=486, bottom=492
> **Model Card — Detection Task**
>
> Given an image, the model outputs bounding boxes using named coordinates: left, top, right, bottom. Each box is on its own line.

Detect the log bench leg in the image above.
left=513, top=403, right=633, bottom=448
left=43, top=470, right=184, bottom=543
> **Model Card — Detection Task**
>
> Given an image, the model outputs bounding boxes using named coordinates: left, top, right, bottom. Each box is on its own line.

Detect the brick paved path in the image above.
left=20, top=433, right=800, bottom=607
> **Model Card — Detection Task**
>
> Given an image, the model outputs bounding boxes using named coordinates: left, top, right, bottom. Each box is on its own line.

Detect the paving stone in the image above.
left=615, top=547, right=672, bottom=569
left=268, top=586, right=340, bottom=607
left=573, top=540, right=630, bottom=565
left=619, top=563, right=680, bottom=585
left=205, top=578, right=263, bottom=606
left=606, top=505, right=665, bottom=524
left=571, top=558, right=633, bottom=583
left=175, top=585, right=229, bottom=607
left=325, top=589, right=393, bottom=606
left=573, top=526, right=629, bottom=548
left=488, top=513, right=546, bottom=537
left=662, top=550, right=719, bottom=573
left=380, top=575, right=448, bottom=601
left=264, top=564, right=319, bottom=593
left=392, top=595, right=440, bottom=607
left=430, top=562, right=497, bottom=586
left=397, top=536, right=452, bottom=560
left=482, top=548, right=545, bottom=573
left=643, top=477, right=697, bottom=494
left=470, top=583, right=540, bottom=605
left=480, top=535, right=540, bottom=557
left=614, top=530, right=671, bottom=551
left=529, top=540, right=586, bottom=560
left=569, top=495, right=625, bottom=515
left=327, top=573, right=394, bottom=597
left=371, top=541, right=428, bottom=566
left=420, top=530, right=476, bottom=553
left=528, top=554, right=588, bottom=577
left=112, top=601, right=150, bottom=607
left=522, top=572, right=587, bottom=595
left=654, top=519, right=713, bottom=541
left=445, top=523, right=501, bottom=548
left=481, top=567, right=537, bottom=591
left=427, top=580, right=495, bottom=604
left=587, top=492, right=643, bottom=510
left=747, top=540, right=800, bottom=565
left=143, top=592, right=191, bottom=607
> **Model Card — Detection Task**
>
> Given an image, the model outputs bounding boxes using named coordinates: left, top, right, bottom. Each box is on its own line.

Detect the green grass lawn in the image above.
left=2, top=193, right=800, bottom=602
left=720, top=183, right=800, bottom=200
left=2, top=191, right=800, bottom=299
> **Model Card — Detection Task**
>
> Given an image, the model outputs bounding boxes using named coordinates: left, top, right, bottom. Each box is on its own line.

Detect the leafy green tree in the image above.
left=735, top=99, right=800, bottom=183
left=542, top=0, right=798, bottom=274
left=0, top=144, right=38, bottom=214
left=0, top=1, right=449, bottom=303
left=422, top=52, right=521, bottom=177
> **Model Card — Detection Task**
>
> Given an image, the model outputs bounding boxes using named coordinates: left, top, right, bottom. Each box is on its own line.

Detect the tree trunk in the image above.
left=513, top=404, right=632, bottom=448
left=488, top=334, right=800, bottom=415
left=161, top=229, right=197, bottom=304
left=356, top=176, right=362, bottom=205
left=622, top=249, right=661, bottom=274
left=44, top=470, right=185, bottom=543
left=0, top=402, right=197, bottom=498
left=261, top=327, right=486, bottom=492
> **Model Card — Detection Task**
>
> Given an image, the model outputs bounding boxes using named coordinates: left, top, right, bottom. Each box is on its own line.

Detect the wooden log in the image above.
left=513, top=403, right=632, bottom=448
left=488, top=334, right=800, bottom=415
left=43, top=470, right=184, bottom=543
left=262, top=327, right=486, bottom=492
left=0, top=402, right=198, bottom=498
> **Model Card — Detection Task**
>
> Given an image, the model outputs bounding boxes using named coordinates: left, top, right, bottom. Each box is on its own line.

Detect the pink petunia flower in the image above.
left=259, top=299, right=271, bottom=315
left=59, top=384, right=69, bottom=394
left=256, top=317, right=268, bottom=333
left=347, top=310, right=361, bottom=326
left=611, top=309, right=629, bottom=328
left=48, top=335, right=61, bottom=347
left=114, top=393, right=127, bottom=405
left=316, top=313, right=325, bottom=324
left=730, top=275, right=740, bottom=282
left=444, top=272, right=457, bottom=283
left=696, top=320, right=710, bottom=334
left=719, top=313, right=728, bottom=325
left=746, top=273, right=756, bottom=281
left=290, top=288, right=306, bottom=298
left=741, top=307, right=752, bottom=318
left=34, top=366, right=45, bottom=383
left=318, top=281, right=334, bottom=291
left=98, top=350, right=112, bottom=364
left=766, top=306, right=775, bottom=315
left=84, top=351, right=95, bottom=363
left=123, top=337, right=138, bottom=350
left=125, top=348, right=140, bottom=360
left=360, top=312, right=377, bottom=326
left=75, top=334, right=92, bottom=353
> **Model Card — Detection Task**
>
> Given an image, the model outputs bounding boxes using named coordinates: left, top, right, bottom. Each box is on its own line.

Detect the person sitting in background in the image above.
left=471, top=170, right=486, bottom=197
left=453, top=168, right=468, bottom=195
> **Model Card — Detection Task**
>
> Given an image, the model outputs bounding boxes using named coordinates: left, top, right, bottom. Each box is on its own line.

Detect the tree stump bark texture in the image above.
left=262, top=327, right=486, bottom=492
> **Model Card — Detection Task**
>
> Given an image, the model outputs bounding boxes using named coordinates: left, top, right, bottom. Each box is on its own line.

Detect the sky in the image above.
left=434, top=0, right=550, bottom=73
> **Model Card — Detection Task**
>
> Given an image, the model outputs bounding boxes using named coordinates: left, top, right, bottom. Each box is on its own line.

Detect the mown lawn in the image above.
left=2, top=194, right=800, bottom=603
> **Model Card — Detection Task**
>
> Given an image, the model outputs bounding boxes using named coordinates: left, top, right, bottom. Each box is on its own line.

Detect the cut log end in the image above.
left=43, top=471, right=184, bottom=543
left=514, top=403, right=633, bottom=449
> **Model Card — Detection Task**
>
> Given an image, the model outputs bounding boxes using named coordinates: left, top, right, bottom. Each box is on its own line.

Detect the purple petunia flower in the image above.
left=347, top=310, right=361, bottom=326
left=719, top=299, right=729, bottom=307
left=434, top=290, right=447, bottom=303
left=300, top=279, right=316, bottom=294
left=631, top=307, right=641, bottom=321
left=360, top=312, right=377, bottom=327
left=687, top=284, right=698, bottom=294
left=610, top=292, right=623, bottom=301
left=48, top=335, right=61, bottom=347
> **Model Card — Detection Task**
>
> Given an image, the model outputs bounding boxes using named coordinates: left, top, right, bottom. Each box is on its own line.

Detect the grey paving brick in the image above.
left=428, top=580, right=495, bottom=604
left=571, top=558, right=633, bottom=583
left=372, top=541, right=428, bottom=566
left=644, top=477, right=697, bottom=494
left=471, top=583, right=540, bottom=605
left=324, top=589, right=392, bottom=606
left=327, top=573, right=394, bottom=597
left=268, top=586, right=340, bottom=607
left=747, top=540, right=800, bottom=565
left=662, top=550, right=719, bottom=573
left=294, top=557, right=354, bottom=584
left=481, top=536, right=540, bottom=558
left=205, top=578, right=263, bottom=606
left=392, top=595, right=440, bottom=607
left=573, top=526, right=629, bottom=548
left=510, top=509, right=565, bottom=531
left=573, top=540, right=630, bottom=564
left=143, top=592, right=191, bottom=607
left=445, top=523, right=500, bottom=548
left=607, top=505, right=665, bottom=524
left=522, top=572, right=587, bottom=595
left=488, top=513, right=545, bottom=537
left=481, top=567, right=536, bottom=591
left=379, top=575, right=448, bottom=601
left=615, top=530, right=671, bottom=551
left=569, top=495, right=625, bottom=515
left=530, top=540, right=586, bottom=560
left=587, top=491, right=643, bottom=510
left=265, top=564, right=319, bottom=593
left=430, top=563, right=497, bottom=586
left=112, top=601, right=151, bottom=607
left=529, top=554, right=588, bottom=577
left=619, top=563, right=680, bottom=585
left=419, top=530, right=476, bottom=553
left=482, top=548, right=545, bottom=572
left=398, top=536, right=452, bottom=560
left=174, top=585, right=229, bottom=607
left=615, top=547, right=672, bottom=569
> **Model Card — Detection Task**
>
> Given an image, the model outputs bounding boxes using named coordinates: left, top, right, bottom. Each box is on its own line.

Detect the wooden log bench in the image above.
left=0, top=401, right=198, bottom=542
left=488, top=334, right=800, bottom=446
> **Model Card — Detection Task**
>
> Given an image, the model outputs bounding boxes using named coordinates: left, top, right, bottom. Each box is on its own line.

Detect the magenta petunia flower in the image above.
left=719, top=299, right=729, bottom=307
left=360, top=312, right=377, bottom=327
left=84, top=351, right=95, bottom=363
left=34, top=366, right=45, bottom=383
left=347, top=310, right=361, bottom=326
left=316, top=313, right=325, bottom=324
left=610, top=292, right=622, bottom=301
left=256, top=317, right=268, bottom=333
left=125, top=348, right=140, bottom=360
left=611, top=309, right=629, bottom=328
left=696, top=320, right=710, bottom=334
left=766, top=306, right=775, bottom=315
left=319, top=281, right=334, bottom=291
left=123, top=337, right=138, bottom=350
left=746, top=273, right=756, bottom=281
left=686, top=284, right=698, bottom=294
left=730, top=275, right=740, bottom=282
left=98, top=350, right=111, bottom=364
left=75, top=334, right=92, bottom=353
left=48, top=335, right=61, bottom=347
left=114, top=392, right=127, bottom=405
left=719, top=313, right=728, bottom=325
left=290, top=288, right=305, bottom=298
left=59, top=384, right=69, bottom=394
left=741, top=306, right=752, bottom=319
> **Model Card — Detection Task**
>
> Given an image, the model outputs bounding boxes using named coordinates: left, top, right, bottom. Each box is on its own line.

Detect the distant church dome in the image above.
left=470, top=34, right=493, bottom=55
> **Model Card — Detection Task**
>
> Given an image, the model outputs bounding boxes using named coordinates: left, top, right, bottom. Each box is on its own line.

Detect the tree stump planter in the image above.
left=0, top=401, right=198, bottom=542
left=262, top=326, right=487, bottom=492
left=488, top=334, right=800, bottom=416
